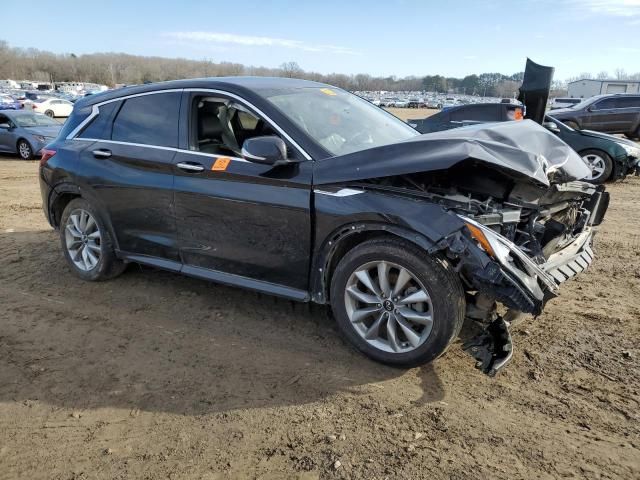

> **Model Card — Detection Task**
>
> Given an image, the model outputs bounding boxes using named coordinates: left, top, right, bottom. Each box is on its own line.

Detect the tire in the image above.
left=44, top=110, right=55, bottom=118
left=17, top=139, right=33, bottom=160
left=59, top=198, right=126, bottom=281
left=564, top=121, right=580, bottom=130
left=580, top=149, right=613, bottom=184
left=330, top=238, right=465, bottom=368
left=625, top=127, right=640, bottom=141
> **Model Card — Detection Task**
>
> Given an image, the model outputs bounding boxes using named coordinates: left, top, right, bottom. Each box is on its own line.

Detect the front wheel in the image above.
left=330, top=239, right=465, bottom=367
left=564, top=121, right=580, bottom=130
left=581, top=149, right=613, bottom=184
left=17, top=140, right=33, bottom=160
left=44, top=110, right=55, bottom=118
left=59, top=198, right=126, bottom=281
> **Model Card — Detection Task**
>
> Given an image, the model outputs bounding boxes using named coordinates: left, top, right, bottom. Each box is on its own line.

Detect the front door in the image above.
left=173, top=92, right=312, bottom=292
left=0, top=114, right=13, bottom=152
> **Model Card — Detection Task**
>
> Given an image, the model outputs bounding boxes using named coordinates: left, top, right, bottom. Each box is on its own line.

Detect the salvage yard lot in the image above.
left=0, top=158, right=639, bottom=479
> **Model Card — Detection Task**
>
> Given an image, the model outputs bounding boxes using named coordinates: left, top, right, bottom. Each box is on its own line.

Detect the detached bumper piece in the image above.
left=542, top=229, right=594, bottom=284
left=462, top=317, right=513, bottom=377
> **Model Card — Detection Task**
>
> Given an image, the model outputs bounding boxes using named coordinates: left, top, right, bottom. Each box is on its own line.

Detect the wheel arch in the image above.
left=49, top=183, right=81, bottom=228
left=48, top=183, right=120, bottom=251
left=309, top=222, right=439, bottom=304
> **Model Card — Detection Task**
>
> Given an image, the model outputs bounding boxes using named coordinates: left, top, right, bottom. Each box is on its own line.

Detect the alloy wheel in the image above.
left=344, top=261, right=434, bottom=353
left=64, top=209, right=102, bottom=271
left=582, top=153, right=606, bottom=181
left=18, top=141, right=32, bottom=159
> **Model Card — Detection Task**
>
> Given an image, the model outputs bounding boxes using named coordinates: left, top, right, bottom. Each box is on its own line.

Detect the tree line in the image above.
left=0, top=40, right=637, bottom=96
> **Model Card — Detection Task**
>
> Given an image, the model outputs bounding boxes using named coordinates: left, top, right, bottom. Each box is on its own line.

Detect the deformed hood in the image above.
left=314, top=120, right=590, bottom=186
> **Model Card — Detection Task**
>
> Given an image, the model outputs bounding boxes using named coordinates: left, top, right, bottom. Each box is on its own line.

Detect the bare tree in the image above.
left=615, top=68, right=628, bottom=80
left=280, top=61, right=302, bottom=78
left=596, top=71, right=609, bottom=79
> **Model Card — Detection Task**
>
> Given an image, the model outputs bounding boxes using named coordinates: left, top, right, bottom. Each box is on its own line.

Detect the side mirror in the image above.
left=0, top=123, right=10, bottom=130
left=543, top=121, right=560, bottom=133
left=241, top=136, right=288, bottom=165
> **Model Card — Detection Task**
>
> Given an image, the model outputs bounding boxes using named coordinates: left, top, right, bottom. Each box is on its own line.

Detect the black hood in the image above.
left=517, top=58, right=554, bottom=125
left=314, top=120, right=590, bottom=187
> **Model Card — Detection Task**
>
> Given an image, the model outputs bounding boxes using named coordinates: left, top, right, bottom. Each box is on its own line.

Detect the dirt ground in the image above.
left=0, top=154, right=639, bottom=480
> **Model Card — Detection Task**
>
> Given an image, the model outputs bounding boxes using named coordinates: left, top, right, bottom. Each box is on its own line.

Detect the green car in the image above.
left=543, top=116, right=639, bottom=184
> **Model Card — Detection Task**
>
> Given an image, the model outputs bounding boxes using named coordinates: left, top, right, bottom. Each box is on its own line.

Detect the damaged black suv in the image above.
left=39, top=77, right=609, bottom=374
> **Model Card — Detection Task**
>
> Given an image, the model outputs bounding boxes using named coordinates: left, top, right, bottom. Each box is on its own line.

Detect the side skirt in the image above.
left=116, top=251, right=310, bottom=302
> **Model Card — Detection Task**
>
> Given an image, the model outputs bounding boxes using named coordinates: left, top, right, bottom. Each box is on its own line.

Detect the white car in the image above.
left=549, top=97, right=581, bottom=110
left=31, top=98, right=74, bottom=118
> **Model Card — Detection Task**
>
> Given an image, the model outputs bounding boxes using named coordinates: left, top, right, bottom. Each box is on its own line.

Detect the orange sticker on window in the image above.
left=212, top=157, right=231, bottom=171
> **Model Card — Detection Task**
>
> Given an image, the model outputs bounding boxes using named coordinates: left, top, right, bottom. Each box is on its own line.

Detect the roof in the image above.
left=568, top=78, right=640, bottom=85
left=76, top=76, right=329, bottom=108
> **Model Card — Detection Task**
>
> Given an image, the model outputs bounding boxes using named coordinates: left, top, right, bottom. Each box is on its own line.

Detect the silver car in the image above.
left=0, top=110, right=61, bottom=160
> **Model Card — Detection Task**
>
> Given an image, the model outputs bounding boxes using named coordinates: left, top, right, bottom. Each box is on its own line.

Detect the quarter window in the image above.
left=78, top=101, right=120, bottom=140
left=112, top=92, right=181, bottom=148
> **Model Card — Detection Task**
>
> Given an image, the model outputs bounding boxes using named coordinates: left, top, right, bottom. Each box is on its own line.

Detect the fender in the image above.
left=48, top=181, right=121, bottom=252
left=309, top=188, right=468, bottom=303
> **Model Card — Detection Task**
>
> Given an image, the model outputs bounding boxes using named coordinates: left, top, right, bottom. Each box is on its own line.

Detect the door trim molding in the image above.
left=116, top=250, right=310, bottom=302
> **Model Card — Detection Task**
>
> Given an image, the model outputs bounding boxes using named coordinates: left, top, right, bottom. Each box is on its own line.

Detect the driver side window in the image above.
left=191, top=95, right=297, bottom=159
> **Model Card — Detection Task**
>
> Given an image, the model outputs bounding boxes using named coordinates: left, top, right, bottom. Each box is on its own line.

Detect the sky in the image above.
left=2, top=0, right=640, bottom=80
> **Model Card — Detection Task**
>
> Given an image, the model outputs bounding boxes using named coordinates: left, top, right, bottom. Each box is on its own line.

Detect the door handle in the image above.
left=177, top=162, right=205, bottom=173
left=92, top=149, right=111, bottom=159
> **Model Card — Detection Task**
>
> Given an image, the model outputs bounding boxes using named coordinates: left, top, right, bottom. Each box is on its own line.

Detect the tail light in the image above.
left=40, top=148, right=56, bottom=167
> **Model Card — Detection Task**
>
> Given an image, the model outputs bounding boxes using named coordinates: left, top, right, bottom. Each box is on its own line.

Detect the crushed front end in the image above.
left=314, top=120, right=611, bottom=375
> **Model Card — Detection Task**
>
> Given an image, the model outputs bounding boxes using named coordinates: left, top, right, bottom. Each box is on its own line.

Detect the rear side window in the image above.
left=450, top=105, right=497, bottom=122
left=614, top=96, right=640, bottom=108
left=79, top=101, right=120, bottom=140
left=112, top=92, right=181, bottom=148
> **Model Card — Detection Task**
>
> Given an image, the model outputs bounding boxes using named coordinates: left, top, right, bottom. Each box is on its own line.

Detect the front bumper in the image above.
left=541, top=229, right=594, bottom=284
left=461, top=217, right=599, bottom=315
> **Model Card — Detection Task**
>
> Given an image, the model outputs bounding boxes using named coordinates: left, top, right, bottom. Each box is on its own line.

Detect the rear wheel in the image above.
left=44, top=109, right=55, bottom=118
left=580, top=149, right=613, bottom=184
left=330, top=238, right=465, bottom=367
left=59, top=198, right=126, bottom=281
left=564, top=121, right=580, bottom=130
left=17, top=140, right=33, bottom=160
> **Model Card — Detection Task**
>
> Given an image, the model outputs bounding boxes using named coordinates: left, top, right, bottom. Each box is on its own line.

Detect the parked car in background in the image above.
left=408, top=102, right=523, bottom=133
left=543, top=116, right=639, bottom=183
left=31, top=97, right=74, bottom=117
left=548, top=93, right=640, bottom=140
left=0, top=94, right=22, bottom=111
left=550, top=97, right=581, bottom=110
left=0, top=111, right=61, bottom=159
left=39, top=77, right=608, bottom=375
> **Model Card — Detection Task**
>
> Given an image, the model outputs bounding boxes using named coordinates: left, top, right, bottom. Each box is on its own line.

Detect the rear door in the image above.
left=587, top=97, right=628, bottom=132
left=75, top=91, right=182, bottom=261
left=172, top=91, right=312, bottom=294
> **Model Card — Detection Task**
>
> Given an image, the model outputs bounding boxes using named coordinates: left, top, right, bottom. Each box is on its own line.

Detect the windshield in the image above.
left=261, top=87, right=418, bottom=156
left=12, top=113, right=59, bottom=127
